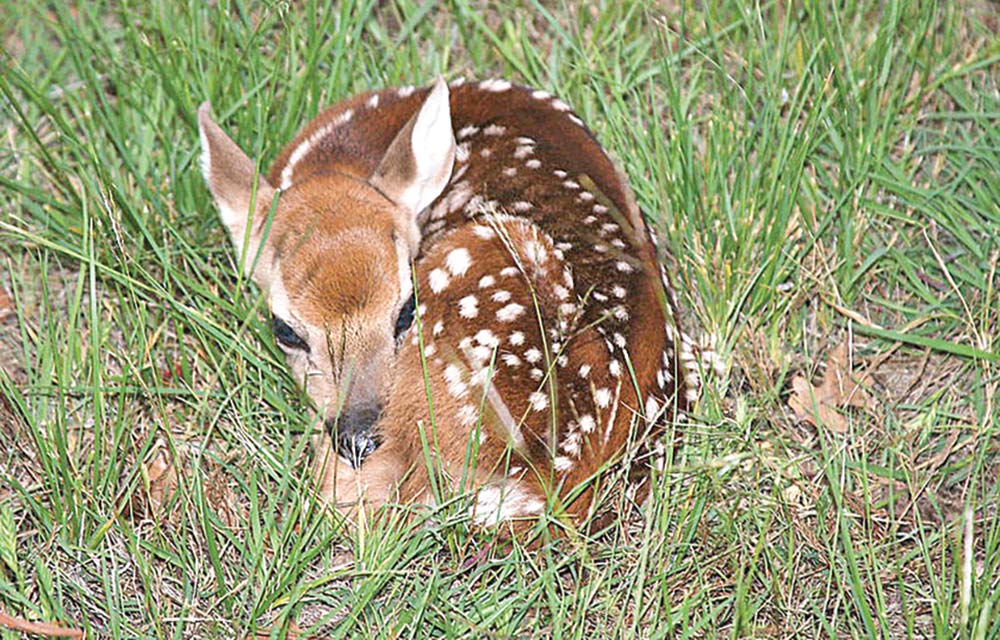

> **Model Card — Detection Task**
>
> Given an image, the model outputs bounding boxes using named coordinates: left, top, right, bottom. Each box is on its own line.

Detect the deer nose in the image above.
left=326, top=403, right=382, bottom=469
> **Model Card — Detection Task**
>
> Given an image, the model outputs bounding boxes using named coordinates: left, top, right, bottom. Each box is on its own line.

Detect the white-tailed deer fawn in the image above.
left=199, top=77, right=697, bottom=533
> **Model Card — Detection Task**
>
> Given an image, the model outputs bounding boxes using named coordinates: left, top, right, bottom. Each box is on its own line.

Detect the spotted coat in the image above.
left=268, top=79, right=696, bottom=525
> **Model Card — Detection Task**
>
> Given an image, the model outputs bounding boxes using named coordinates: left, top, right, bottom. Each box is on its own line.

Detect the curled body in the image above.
left=199, top=77, right=697, bottom=531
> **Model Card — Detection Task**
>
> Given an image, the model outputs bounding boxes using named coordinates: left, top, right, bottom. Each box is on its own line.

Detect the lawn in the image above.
left=1, top=0, right=998, bottom=637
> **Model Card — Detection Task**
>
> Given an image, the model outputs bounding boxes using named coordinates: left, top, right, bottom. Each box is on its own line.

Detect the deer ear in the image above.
left=369, top=77, right=456, bottom=223
left=198, top=102, right=277, bottom=269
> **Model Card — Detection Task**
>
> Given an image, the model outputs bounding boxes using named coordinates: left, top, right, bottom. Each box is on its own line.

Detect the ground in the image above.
left=0, top=1, right=998, bottom=638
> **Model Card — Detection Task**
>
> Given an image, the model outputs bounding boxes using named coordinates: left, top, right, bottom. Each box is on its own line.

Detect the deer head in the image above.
left=198, top=78, right=456, bottom=466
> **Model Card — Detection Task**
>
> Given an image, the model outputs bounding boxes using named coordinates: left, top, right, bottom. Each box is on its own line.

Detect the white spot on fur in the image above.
left=609, top=360, right=622, bottom=377
left=523, top=240, right=548, bottom=265
left=509, top=331, right=525, bottom=346
left=444, top=365, right=469, bottom=398
left=568, top=114, right=584, bottom=126
left=471, top=224, right=495, bottom=239
left=566, top=434, right=584, bottom=460
left=528, top=391, right=549, bottom=411
left=429, top=268, right=450, bottom=293
left=491, top=290, right=512, bottom=303
left=446, top=248, right=472, bottom=276
left=475, top=329, right=500, bottom=348
left=593, top=204, right=608, bottom=214
left=367, top=94, right=379, bottom=109
left=512, top=201, right=534, bottom=212
left=612, top=285, right=627, bottom=298
left=502, top=353, right=522, bottom=367
left=397, top=85, right=415, bottom=97
left=531, top=90, right=551, bottom=100
left=563, top=180, right=580, bottom=190
left=579, top=414, right=596, bottom=433
left=553, top=169, right=567, bottom=179
left=479, top=275, right=496, bottom=288
left=432, top=320, right=444, bottom=336
left=525, top=159, right=541, bottom=169
left=551, top=99, right=571, bottom=112
left=645, top=396, right=661, bottom=422
left=524, top=348, right=542, bottom=363
left=503, top=167, right=517, bottom=177
left=514, top=145, right=534, bottom=159
left=594, top=388, right=612, bottom=408
left=483, top=124, right=506, bottom=136
left=471, top=345, right=492, bottom=363
left=578, top=364, right=591, bottom=378
left=616, top=261, right=634, bottom=273
left=554, top=456, right=573, bottom=472
left=457, top=125, right=480, bottom=139
left=334, top=109, right=354, bottom=126
left=578, top=191, right=594, bottom=202
left=459, top=295, right=479, bottom=318
left=497, top=303, right=525, bottom=322
left=480, top=78, right=512, bottom=92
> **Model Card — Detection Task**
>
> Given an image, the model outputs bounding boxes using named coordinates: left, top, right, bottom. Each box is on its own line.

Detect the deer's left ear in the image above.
left=198, top=102, right=277, bottom=275
left=369, top=77, right=456, bottom=230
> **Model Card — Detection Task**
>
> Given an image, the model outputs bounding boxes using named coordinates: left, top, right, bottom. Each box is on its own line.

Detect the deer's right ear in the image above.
left=369, top=77, right=455, bottom=252
left=198, top=102, right=277, bottom=269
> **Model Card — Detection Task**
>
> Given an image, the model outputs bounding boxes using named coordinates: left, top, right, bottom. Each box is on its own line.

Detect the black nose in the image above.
left=326, top=403, right=382, bottom=469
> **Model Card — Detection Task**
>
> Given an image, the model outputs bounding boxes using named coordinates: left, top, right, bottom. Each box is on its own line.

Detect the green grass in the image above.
left=1, top=0, right=998, bottom=637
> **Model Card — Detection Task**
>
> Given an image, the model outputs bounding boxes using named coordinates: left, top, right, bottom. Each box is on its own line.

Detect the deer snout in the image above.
left=326, top=403, right=382, bottom=469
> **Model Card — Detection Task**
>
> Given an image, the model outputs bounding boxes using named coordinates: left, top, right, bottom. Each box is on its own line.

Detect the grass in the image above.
left=1, top=0, right=998, bottom=637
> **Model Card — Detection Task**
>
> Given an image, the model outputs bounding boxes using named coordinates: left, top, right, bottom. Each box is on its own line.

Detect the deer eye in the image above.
left=394, top=293, right=416, bottom=342
left=272, top=316, right=310, bottom=352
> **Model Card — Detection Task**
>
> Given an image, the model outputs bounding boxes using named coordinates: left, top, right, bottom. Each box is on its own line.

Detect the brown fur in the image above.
left=200, top=78, right=694, bottom=536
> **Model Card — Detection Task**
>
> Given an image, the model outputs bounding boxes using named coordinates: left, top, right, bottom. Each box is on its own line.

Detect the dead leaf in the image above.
left=204, top=463, right=244, bottom=530
left=789, top=341, right=876, bottom=433
left=143, top=440, right=178, bottom=518
left=0, top=287, right=11, bottom=321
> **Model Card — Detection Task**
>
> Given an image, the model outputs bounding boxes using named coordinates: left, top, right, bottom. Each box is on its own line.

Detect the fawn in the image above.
left=199, top=77, right=698, bottom=532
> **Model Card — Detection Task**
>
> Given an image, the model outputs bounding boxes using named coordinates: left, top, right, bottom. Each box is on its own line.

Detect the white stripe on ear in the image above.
left=370, top=77, right=456, bottom=224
